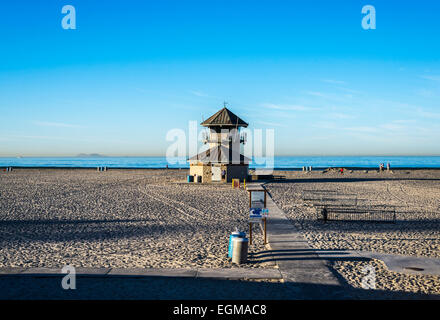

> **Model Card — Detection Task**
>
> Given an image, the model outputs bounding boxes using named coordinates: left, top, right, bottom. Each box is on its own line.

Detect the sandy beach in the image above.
left=0, top=169, right=269, bottom=269
left=1, top=168, right=440, bottom=296
left=266, top=169, right=440, bottom=295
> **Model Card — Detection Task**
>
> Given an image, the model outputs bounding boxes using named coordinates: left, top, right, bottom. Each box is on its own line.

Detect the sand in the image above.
left=266, top=169, right=440, bottom=295
left=334, top=259, right=440, bottom=297
left=2, top=167, right=439, bottom=296
left=0, top=169, right=269, bottom=269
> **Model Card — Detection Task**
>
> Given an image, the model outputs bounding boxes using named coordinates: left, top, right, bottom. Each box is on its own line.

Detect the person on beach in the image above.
left=322, top=207, right=328, bottom=223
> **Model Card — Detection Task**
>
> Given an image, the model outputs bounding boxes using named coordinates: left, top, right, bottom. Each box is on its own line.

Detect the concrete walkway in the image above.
left=0, top=267, right=282, bottom=280
left=260, top=186, right=351, bottom=298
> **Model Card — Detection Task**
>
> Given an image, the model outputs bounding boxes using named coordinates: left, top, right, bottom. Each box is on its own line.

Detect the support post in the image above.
left=249, top=222, right=252, bottom=245
left=264, top=191, right=267, bottom=208
left=264, top=217, right=267, bottom=245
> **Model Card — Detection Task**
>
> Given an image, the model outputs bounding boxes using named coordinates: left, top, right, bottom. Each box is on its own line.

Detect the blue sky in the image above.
left=0, top=0, right=439, bottom=156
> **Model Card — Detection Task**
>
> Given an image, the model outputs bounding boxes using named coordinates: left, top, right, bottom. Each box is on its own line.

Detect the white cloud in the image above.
left=392, top=119, right=416, bottom=124
left=312, top=121, right=338, bottom=129
left=420, top=75, right=440, bottom=81
left=321, top=79, right=347, bottom=85
left=10, top=135, right=74, bottom=141
left=135, top=88, right=148, bottom=93
left=305, top=90, right=356, bottom=101
left=343, top=126, right=379, bottom=133
left=262, top=103, right=317, bottom=111
left=306, top=91, right=327, bottom=98
left=328, top=113, right=356, bottom=120
left=256, top=120, right=287, bottom=127
left=379, top=123, right=405, bottom=131
left=189, top=90, right=209, bottom=97
left=416, top=108, right=440, bottom=119
left=416, top=89, right=435, bottom=97
left=33, top=121, right=81, bottom=128
left=335, top=87, right=362, bottom=95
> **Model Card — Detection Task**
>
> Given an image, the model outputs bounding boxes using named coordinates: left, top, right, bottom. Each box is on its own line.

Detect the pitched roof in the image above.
left=201, top=107, right=248, bottom=127
left=188, top=145, right=250, bottom=164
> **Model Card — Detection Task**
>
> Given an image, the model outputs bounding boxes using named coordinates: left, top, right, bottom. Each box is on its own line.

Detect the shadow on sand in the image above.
left=262, top=177, right=440, bottom=184
left=1, top=216, right=439, bottom=243
left=0, top=272, right=438, bottom=300
left=0, top=219, right=215, bottom=242
left=249, top=248, right=369, bottom=263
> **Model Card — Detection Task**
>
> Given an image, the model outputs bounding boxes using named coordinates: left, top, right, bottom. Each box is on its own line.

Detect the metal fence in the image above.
left=316, top=207, right=396, bottom=223
left=302, top=190, right=397, bottom=223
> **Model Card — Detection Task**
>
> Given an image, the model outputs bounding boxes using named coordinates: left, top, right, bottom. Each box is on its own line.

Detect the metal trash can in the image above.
left=232, top=237, right=248, bottom=264
left=197, top=176, right=202, bottom=183
left=228, top=231, right=245, bottom=258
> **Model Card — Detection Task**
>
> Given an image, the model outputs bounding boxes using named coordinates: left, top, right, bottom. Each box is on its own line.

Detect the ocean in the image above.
left=1, top=156, right=440, bottom=169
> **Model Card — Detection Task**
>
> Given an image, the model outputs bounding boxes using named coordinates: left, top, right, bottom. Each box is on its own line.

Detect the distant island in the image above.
left=75, top=153, right=107, bottom=158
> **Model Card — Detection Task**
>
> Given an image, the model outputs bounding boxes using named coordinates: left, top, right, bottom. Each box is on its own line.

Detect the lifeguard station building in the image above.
left=189, top=107, right=250, bottom=183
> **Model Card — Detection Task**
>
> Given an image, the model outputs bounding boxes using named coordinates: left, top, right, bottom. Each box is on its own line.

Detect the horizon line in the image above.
left=1, top=154, right=440, bottom=158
